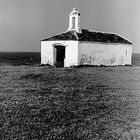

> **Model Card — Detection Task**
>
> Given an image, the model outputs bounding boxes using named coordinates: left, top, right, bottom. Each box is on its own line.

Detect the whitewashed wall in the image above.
left=78, top=42, right=132, bottom=66
left=41, top=41, right=78, bottom=67
left=41, top=41, right=53, bottom=65
left=64, top=41, right=79, bottom=67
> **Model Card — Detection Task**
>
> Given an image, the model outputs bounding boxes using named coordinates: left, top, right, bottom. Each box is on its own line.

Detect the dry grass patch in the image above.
left=0, top=66, right=140, bottom=139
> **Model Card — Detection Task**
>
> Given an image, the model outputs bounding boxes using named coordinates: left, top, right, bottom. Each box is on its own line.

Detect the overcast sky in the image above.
left=0, top=0, right=139, bottom=53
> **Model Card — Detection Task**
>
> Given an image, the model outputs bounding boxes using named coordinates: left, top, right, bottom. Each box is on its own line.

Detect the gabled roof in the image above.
left=41, top=29, right=132, bottom=44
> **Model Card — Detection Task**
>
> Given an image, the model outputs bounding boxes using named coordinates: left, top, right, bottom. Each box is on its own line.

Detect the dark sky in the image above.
left=0, top=0, right=139, bottom=53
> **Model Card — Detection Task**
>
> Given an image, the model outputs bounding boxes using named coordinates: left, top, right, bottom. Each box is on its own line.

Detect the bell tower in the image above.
left=67, top=8, right=81, bottom=33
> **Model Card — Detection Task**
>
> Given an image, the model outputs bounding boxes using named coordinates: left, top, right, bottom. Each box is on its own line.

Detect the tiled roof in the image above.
left=42, top=29, right=132, bottom=44
left=42, top=30, right=77, bottom=41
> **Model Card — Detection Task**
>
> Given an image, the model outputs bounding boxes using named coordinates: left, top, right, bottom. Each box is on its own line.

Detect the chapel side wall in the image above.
left=125, top=45, right=132, bottom=65
left=78, top=42, right=132, bottom=66
left=41, top=41, right=79, bottom=67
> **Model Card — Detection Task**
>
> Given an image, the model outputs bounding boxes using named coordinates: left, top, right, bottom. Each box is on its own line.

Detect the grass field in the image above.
left=0, top=64, right=140, bottom=139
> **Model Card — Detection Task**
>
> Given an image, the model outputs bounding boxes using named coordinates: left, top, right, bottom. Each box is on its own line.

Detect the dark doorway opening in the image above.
left=54, top=45, right=65, bottom=67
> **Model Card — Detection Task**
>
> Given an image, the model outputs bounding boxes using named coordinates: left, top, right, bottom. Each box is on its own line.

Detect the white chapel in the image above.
left=41, top=8, right=132, bottom=67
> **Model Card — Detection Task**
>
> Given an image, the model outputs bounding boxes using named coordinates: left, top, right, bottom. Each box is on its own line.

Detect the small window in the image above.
left=72, top=17, right=75, bottom=29
left=126, top=50, right=127, bottom=55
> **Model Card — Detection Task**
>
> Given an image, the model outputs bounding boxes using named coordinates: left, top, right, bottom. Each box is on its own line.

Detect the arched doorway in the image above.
left=53, top=45, right=66, bottom=67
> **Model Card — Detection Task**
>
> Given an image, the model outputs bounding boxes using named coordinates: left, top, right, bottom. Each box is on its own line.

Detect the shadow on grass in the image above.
left=20, top=73, right=43, bottom=80
left=71, top=64, right=132, bottom=68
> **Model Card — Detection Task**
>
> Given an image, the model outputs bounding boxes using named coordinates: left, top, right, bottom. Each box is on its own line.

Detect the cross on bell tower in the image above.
left=67, top=8, right=81, bottom=33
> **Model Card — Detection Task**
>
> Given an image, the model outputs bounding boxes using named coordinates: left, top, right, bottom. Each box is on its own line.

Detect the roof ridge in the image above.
left=82, top=29, right=117, bottom=35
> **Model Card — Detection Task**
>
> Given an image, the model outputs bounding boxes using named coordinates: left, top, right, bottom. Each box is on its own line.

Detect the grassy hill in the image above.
left=0, top=65, right=140, bottom=139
